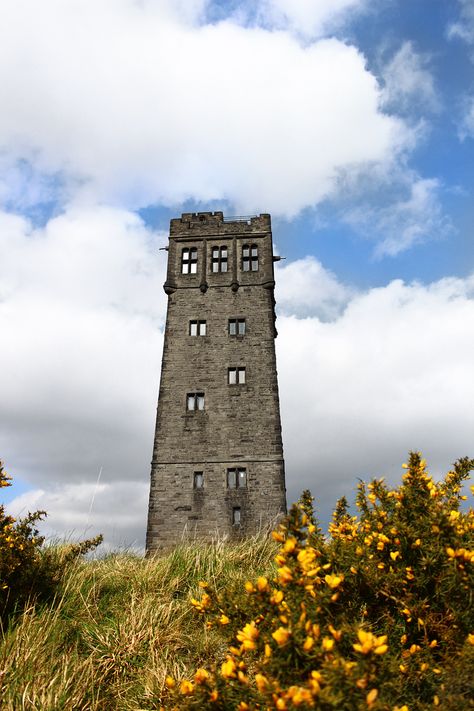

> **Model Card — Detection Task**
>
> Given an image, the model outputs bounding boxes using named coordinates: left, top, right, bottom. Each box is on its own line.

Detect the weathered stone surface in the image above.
left=146, top=212, right=286, bottom=551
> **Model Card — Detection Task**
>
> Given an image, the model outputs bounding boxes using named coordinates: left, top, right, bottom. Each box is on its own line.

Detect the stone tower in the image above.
left=146, top=212, right=286, bottom=551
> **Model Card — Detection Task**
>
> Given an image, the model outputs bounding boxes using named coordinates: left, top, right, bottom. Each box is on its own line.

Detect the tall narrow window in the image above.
left=228, top=367, right=246, bottom=385
left=211, top=246, right=228, bottom=273
left=242, top=244, right=258, bottom=272
left=229, top=318, right=246, bottom=336
left=182, top=247, right=198, bottom=274
left=227, top=468, right=247, bottom=488
left=189, top=320, right=207, bottom=336
left=232, top=507, right=241, bottom=525
left=193, top=472, right=204, bottom=489
left=238, top=469, right=247, bottom=488
left=186, top=392, right=205, bottom=411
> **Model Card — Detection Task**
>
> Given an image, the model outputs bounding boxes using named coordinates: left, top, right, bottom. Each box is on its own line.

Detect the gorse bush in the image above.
left=170, top=453, right=474, bottom=711
left=0, top=460, right=102, bottom=624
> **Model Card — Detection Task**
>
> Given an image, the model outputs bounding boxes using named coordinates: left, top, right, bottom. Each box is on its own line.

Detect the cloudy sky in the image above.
left=1, top=0, right=473, bottom=549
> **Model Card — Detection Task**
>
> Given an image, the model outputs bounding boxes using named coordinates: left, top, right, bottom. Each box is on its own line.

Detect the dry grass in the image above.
left=0, top=535, right=276, bottom=710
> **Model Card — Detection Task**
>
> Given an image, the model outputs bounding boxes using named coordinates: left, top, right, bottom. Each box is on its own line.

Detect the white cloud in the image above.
left=0, top=206, right=167, bottom=549
left=462, top=97, right=474, bottom=136
left=276, top=257, right=353, bottom=319
left=457, top=94, right=474, bottom=140
left=256, top=0, right=367, bottom=39
left=0, top=0, right=410, bottom=218
left=344, top=177, right=451, bottom=257
left=381, top=42, right=439, bottom=114
left=448, top=0, right=474, bottom=44
left=7, top=481, right=149, bottom=551
left=276, top=271, right=474, bottom=517
left=447, top=1, right=474, bottom=139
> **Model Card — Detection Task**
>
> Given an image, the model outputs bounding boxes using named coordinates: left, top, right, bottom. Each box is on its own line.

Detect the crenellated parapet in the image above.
left=170, top=212, right=271, bottom=237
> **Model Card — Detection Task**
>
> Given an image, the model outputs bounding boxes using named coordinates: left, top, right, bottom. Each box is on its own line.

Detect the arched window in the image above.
left=242, top=244, right=258, bottom=272
left=181, top=247, right=198, bottom=274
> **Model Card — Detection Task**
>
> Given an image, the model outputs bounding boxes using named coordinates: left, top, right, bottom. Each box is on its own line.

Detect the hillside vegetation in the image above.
left=1, top=454, right=473, bottom=710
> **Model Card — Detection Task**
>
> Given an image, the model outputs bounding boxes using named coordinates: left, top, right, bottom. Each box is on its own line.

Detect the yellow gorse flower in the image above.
left=179, top=679, right=194, bottom=696
left=278, top=566, right=293, bottom=584
left=324, top=573, right=343, bottom=589
left=282, top=536, right=297, bottom=554
left=328, top=624, right=342, bottom=641
left=190, top=592, right=211, bottom=613
left=268, top=590, right=284, bottom=607
left=366, top=688, right=378, bottom=707
left=322, top=636, right=335, bottom=651
left=237, top=670, right=249, bottom=685
left=297, top=547, right=317, bottom=568
left=272, top=626, right=291, bottom=646
left=221, top=658, right=237, bottom=678
left=286, top=686, right=313, bottom=705
left=353, top=629, right=388, bottom=655
left=194, top=668, right=209, bottom=684
left=236, top=621, right=259, bottom=650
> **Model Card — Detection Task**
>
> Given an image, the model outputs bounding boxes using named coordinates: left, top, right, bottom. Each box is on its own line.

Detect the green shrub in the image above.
left=0, top=460, right=102, bottom=624
left=171, top=453, right=474, bottom=710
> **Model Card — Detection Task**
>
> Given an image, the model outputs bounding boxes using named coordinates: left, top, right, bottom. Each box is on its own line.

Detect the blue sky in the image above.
left=0, top=0, right=473, bottom=547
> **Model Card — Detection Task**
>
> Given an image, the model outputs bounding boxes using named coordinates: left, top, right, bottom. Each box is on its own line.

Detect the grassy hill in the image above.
left=0, top=537, right=275, bottom=711
left=1, top=537, right=274, bottom=710
left=1, top=453, right=473, bottom=710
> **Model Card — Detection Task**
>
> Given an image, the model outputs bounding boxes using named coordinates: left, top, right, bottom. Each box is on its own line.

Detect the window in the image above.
left=186, top=392, right=205, bottom=411
left=228, top=367, right=246, bottom=385
left=193, top=472, right=204, bottom=489
left=228, top=318, right=246, bottom=336
left=242, top=244, right=258, bottom=272
left=181, top=247, right=198, bottom=274
left=211, top=245, right=228, bottom=273
left=189, top=320, right=207, bottom=336
left=232, top=507, right=241, bottom=525
left=227, top=468, right=247, bottom=489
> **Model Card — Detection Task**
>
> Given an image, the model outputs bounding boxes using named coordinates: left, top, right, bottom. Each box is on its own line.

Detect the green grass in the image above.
left=0, top=536, right=276, bottom=710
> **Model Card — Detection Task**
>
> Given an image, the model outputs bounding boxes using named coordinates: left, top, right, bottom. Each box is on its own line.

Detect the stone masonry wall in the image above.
left=146, top=213, right=286, bottom=551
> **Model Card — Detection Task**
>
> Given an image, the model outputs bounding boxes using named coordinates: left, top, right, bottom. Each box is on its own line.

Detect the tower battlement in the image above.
left=171, top=212, right=271, bottom=237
